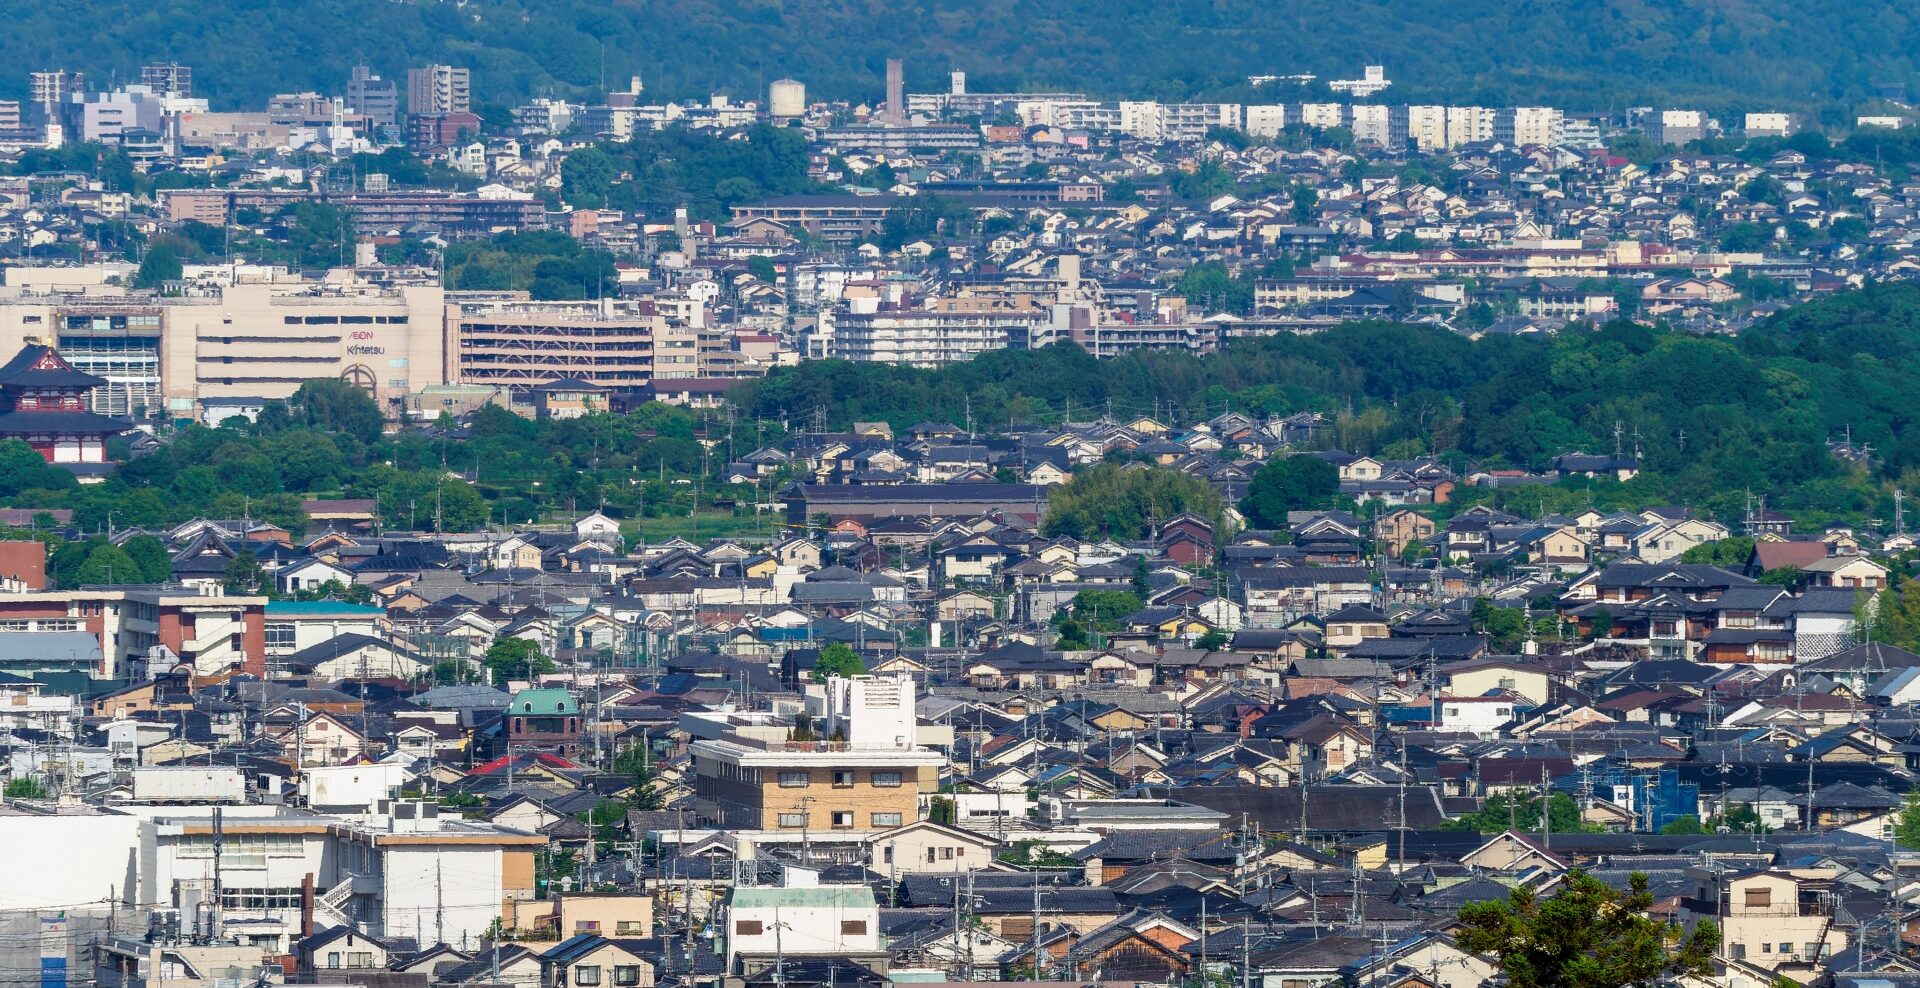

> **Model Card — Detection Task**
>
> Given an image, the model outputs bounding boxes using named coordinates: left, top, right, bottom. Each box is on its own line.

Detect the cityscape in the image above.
left=3, top=31, right=1920, bottom=988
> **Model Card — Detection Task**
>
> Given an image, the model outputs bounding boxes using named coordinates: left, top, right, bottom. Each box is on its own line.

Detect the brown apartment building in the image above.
left=684, top=675, right=944, bottom=832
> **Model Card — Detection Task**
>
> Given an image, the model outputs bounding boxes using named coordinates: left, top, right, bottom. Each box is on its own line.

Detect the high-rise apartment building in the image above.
left=140, top=62, right=192, bottom=97
left=406, top=64, right=471, bottom=117
left=884, top=58, right=905, bottom=123
left=347, top=65, right=399, bottom=128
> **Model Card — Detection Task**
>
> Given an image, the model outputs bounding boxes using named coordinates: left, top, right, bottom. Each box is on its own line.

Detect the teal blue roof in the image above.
left=510, top=688, right=579, bottom=715
left=729, top=886, right=875, bottom=909
left=265, top=601, right=385, bottom=616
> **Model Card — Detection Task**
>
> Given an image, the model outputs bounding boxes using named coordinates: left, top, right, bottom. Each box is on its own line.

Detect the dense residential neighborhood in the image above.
left=7, top=50, right=1920, bottom=988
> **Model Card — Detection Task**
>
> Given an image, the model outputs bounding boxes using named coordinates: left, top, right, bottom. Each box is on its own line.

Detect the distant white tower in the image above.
left=769, top=79, right=806, bottom=119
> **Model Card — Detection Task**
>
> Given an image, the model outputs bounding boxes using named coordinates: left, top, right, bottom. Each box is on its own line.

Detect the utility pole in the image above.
left=1031, top=868, right=1044, bottom=981
left=211, top=806, right=224, bottom=941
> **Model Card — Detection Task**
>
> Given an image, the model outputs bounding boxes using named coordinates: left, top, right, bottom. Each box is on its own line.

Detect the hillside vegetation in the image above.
left=735, top=283, right=1920, bottom=527
left=20, top=0, right=1920, bottom=113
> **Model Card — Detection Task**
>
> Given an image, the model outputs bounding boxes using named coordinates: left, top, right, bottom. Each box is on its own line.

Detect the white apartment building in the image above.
left=1447, top=106, right=1496, bottom=146
left=1393, top=105, right=1448, bottom=151
left=1294, top=103, right=1344, bottom=129
left=0, top=802, right=547, bottom=953
left=1348, top=104, right=1391, bottom=145
left=1495, top=106, right=1564, bottom=147
left=1649, top=109, right=1707, bottom=144
left=1744, top=112, right=1796, bottom=137
left=1245, top=104, right=1287, bottom=138
left=828, top=300, right=1041, bottom=367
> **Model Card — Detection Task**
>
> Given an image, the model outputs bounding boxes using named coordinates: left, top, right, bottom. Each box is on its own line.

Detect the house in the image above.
left=725, top=884, right=883, bottom=970
left=537, top=934, right=656, bottom=988
left=1677, top=867, right=1848, bottom=972
left=1376, top=509, right=1436, bottom=557
left=276, top=557, right=358, bottom=595
left=298, top=927, right=391, bottom=971
left=865, top=820, right=1001, bottom=873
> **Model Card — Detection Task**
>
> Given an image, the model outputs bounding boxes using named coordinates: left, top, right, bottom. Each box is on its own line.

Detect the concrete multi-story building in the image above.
left=1446, top=106, right=1496, bottom=145
left=1495, top=106, right=1564, bottom=147
left=451, top=296, right=659, bottom=396
left=685, top=674, right=943, bottom=832
left=1244, top=104, right=1287, bottom=137
left=1347, top=104, right=1391, bottom=145
left=513, top=97, right=576, bottom=134
left=140, top=63, right=192, bottom=97
left=1648, top=109, right=1707, bottom=144
left=346, top=65, right=399, bottom=128
left=406, top=64, right=471, bottom=117
left=829, top=300, right=1041, bottom=367
left=1745, top=112, right=1798, bottom=137
left=0, top=584, right=266, bottom=678
left=0, top=279, right=450, bottom=416
left=1392, top=105, right=1448, bottom=150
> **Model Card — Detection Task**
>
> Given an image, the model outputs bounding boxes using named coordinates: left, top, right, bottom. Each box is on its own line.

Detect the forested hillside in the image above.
left=17, top=0, right=1920, bottom=113
left=735, top=283, right=1920, bottom=526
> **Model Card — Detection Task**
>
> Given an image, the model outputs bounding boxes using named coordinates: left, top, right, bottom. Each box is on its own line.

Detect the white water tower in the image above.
left=769, top=79, right=806, bottom=119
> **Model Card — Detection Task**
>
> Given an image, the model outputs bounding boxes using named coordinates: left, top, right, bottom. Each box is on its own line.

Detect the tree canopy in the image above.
left=1042, top=463, right=1225, bottom=540
left=1456, top=870, right=1719, bottom=988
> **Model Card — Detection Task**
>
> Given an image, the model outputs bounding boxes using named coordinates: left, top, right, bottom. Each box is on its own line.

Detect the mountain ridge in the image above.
left=14, top=0, right=1919, bottom=115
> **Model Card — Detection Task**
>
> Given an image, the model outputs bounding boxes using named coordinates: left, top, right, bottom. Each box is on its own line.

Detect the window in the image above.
left=831, top=811, right=854, bottom=829
left=1778, top=943, right=1792, bottom=955
left=735, top=920, right=763, bottom=936
left=841, top=920, right=868, bottom=935
left=1744, top=887, right=1772, bottom=909
left=927, top=847, right=937, bottom=863
left=939, top=847, right=955, bottom=860
left=871, top=812, right=903, bottom=827
left=616, top=922, right=644, bottom=935
left=871, top=771, right=903, bottom=788
left=777, top=813, right=808, bottom=828
left=832, top=770, right=855, bottom=788
left=1761, top=943, right=1772, bottom=954
left=778, top=771, right=809, bottom=788
left=326, top=953, right=341, bottom=969
left=265, top=623, right=296, bottom=649
left=1806, top=944, right=1824, bottom=960
left=575, top=966, right=602, bottom=986
left=614, top=966, right=641, bottom=986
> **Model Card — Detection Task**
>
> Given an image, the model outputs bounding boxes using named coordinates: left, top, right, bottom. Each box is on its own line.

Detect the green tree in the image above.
left=484, top=636, right=555, bottom=683
left=813, top=642, right=865, bottom=680
left=286, top=379, right=385, bottom=444
left=223, top=549, right=265, bottom=594
left=135, top=243, right=184, bottom=289
left=3, top=777, right=49, bottom=799
left=561, top=146, right=619, bottom=208
left=1240, top=454, right=1340, bottom=529
left=1444, top=791, right=1592, bottom=834
left=74, top=543, right=141, bottom=586
left=1456, top=870, right=1720, bottom=988
left=1895, top=790, right=1920, bottom=849
left=1659, top=814, right=1706, bottom=835
left=1043, top=463, right=1225, bottom=540
left=747, top=255, right=778, bottom=283
left=120, top=534, right=174, bottom=583
left=1677, top=537, right=1755, bottom=567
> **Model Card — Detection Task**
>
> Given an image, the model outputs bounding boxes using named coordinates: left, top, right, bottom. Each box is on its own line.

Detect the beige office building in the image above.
left=449, top=296, right=659, bottom=393
left=0, top=279, right=449, bottom=419
left=163, top=282, right=449, bottom=413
